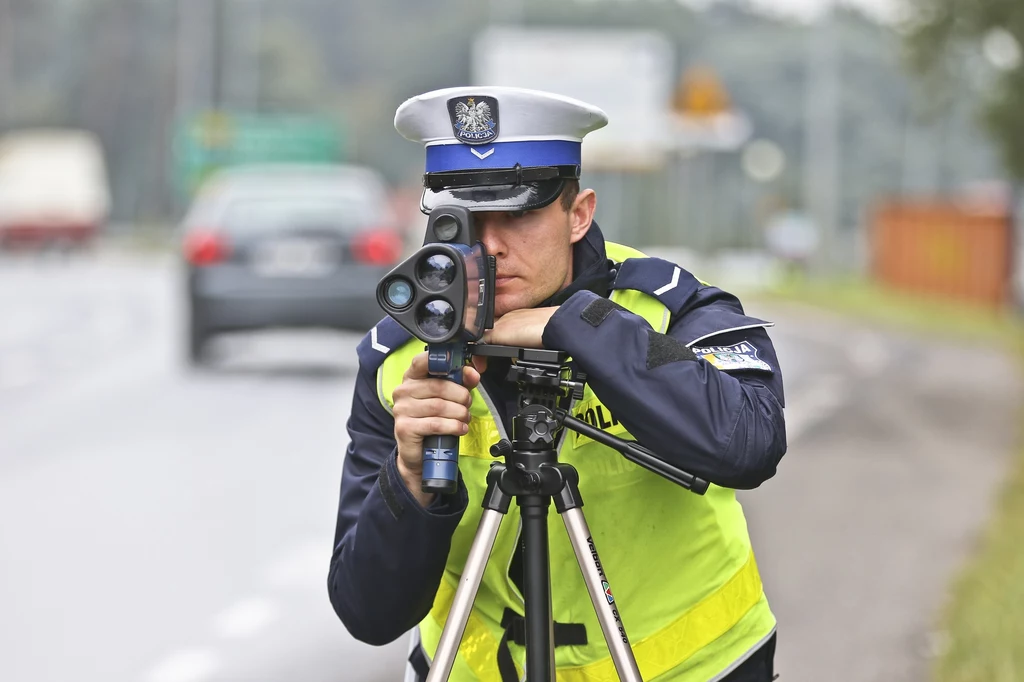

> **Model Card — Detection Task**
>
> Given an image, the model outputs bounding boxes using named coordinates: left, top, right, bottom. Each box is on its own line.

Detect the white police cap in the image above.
left=394, top=86, right=608, bottom=213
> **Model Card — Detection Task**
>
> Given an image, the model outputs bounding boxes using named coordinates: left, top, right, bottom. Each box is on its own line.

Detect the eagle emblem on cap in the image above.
left=447, top=95, right=499, bottom=145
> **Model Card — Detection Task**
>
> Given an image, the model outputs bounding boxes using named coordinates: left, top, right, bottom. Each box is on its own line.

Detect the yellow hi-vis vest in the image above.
left=376, top=242, right=776, bottom=681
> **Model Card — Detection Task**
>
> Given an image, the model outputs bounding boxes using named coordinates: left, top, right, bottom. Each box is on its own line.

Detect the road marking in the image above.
left=262, top=540, right=327, bottom=591
left=212, top=596, right=279, bottom=639
left=0, top=351, right=40, bottom=389
left=49, top=332, right=93, bottom=370
left=785, top=373, right=847, bottom=442
left=145, top=648, right=219, bottom=682
left=780, top=327, right=894, bottom=443
left=0, top=307, right=49, bottom=344
left=91, top=304, right=134, bottom=341
left=848, top=331, right=889, bottom=377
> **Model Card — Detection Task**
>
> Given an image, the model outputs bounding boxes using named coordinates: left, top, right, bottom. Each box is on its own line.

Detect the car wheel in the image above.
left=187, top=305, right=213, bottom=367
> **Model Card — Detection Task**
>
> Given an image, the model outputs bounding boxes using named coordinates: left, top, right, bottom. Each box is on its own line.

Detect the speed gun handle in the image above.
left=421, top=345, right=465, bottom=495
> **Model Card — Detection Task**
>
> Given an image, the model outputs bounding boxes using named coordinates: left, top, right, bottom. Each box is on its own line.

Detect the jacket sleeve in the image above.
left=541, top=287, right=787, bottom=490
left=327, top=337, right=469, bottom=645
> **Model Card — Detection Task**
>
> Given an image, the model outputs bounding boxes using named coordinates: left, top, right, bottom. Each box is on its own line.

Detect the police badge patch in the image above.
left=690, top=340, right=773, bottom=373
left=447, top=95, right=499, bottom=145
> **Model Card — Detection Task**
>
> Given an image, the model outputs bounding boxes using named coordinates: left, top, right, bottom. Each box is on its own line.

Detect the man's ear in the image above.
left=569, top=188, right=596, bottom=245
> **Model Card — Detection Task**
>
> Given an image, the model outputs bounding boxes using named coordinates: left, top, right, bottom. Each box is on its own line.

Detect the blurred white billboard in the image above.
left=471, top=27, right=676, bottom=171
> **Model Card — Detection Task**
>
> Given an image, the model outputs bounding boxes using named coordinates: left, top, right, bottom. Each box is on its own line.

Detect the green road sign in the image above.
left=173, top=111, right=345, bottom=199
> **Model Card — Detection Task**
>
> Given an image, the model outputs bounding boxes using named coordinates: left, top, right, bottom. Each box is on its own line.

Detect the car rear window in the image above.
left=220, top=196, right=383, bottom=236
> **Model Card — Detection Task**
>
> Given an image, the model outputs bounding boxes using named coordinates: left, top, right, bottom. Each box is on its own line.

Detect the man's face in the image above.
left=475, top=188, right=595, bottom=319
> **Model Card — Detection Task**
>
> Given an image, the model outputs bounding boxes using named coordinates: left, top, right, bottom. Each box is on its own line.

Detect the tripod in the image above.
left=426, top=346, right=709, bottom=682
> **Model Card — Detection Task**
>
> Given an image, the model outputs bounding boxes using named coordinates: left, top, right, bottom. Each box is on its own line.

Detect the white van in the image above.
left=0, top=128, right=111, bottom=249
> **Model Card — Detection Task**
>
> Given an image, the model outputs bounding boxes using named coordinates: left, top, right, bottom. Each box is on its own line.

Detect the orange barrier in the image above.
left=870, top=200, right=1013, bottom=307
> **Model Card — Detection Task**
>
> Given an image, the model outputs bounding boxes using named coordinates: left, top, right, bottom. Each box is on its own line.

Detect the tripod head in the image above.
left=472, top=343, right=710, bottom=495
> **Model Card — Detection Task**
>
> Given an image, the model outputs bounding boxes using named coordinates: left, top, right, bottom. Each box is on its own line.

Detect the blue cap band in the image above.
left=425, top=140, right=581, bottom=173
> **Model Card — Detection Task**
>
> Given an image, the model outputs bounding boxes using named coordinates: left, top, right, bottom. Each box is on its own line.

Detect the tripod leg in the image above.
left=426, top=509, right=505, bottom=682
left=562, top=508, right=644, bottom=682
left=521, top=498, right=556, bottom=681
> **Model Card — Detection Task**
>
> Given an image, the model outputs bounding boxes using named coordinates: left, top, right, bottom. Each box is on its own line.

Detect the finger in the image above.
left=399, top=416, right=470, bottom=439
left=398, top=378, right=473, bottom=405
left=470, top=356, right=488, bottom=374
left=403, top=352, right=430, bottom=381
left=403, top=353, right=478, bottom=392
left=483, top=325, right=513, bottom=348
left=461, top=365, right=481, bottom=389
left=395, top=397, right=471, bottom=423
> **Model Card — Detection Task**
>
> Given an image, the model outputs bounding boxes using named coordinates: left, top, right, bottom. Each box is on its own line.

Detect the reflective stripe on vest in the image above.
left=428, top=550, right=765, bottom=681
left=428, top=589, right=514, bottom=682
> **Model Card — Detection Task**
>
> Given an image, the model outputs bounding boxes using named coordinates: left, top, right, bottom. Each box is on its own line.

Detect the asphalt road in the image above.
left=741, top=301, right=1021, bottom=682
left=0, top=250, right=1018, bottom=682
left=0, top=252, right=407, bottom=682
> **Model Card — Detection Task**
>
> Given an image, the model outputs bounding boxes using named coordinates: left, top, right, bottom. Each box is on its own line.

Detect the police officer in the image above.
left=328, top=86, right=787, bottom=681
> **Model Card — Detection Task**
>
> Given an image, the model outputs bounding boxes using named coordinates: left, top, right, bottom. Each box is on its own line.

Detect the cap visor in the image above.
left=421, top=179, right=564, bottom=214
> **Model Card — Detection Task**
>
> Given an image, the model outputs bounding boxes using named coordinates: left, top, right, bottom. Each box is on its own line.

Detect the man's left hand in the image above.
left=481, top=307, right=558, bottom=348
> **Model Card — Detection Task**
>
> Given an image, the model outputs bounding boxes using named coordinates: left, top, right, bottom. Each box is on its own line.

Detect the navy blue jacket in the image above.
left=328, top=223, right=787, bottom=645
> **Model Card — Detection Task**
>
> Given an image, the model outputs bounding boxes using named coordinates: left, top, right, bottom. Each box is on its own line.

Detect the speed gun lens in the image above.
left=384, top=278, right=413, bottom=309
left=417, top=254, right=457, bottom=292
left=417, top=300, right=456, bottom=339
left=433, top=214, right=460, bottom=242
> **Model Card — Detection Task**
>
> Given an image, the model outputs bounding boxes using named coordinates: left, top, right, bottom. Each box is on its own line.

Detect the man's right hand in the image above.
left=392, top=352, right=481, bottom=507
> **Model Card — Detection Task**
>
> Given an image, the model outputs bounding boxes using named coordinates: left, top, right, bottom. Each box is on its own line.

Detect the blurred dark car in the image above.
left=180, top=164, right=406, bottom=365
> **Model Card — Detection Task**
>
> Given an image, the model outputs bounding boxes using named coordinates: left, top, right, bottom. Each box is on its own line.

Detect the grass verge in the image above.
left=756, top=275, right=1024, bottom=681
left=756, top=274, right=1024, bottom=354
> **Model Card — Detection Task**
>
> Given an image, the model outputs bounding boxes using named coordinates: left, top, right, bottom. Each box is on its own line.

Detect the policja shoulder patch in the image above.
left=690, top=340, right=773, bottom=373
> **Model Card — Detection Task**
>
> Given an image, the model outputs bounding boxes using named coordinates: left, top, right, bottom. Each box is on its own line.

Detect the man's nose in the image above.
left=475, top=214, right=507, bottom=257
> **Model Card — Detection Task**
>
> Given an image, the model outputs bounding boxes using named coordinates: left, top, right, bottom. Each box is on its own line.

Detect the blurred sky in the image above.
left=684, top=0, right=900, bottom=22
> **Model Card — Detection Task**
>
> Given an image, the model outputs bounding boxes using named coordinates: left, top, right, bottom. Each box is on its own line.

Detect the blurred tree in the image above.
left=0, top=0, right=1007, bottom=231
left=257, top=18, right=329, bottom=113
left=904, top=0, right=1024, bottom=182
left=61, top=0, right=176, bottom=221
left=277, top=0, right=490, bottom=183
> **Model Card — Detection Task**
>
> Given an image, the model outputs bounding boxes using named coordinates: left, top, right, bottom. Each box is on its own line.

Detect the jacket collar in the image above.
left=540, top=220, right=613, bottom=307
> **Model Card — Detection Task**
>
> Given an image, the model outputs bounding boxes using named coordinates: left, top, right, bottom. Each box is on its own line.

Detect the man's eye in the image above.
left=507, top=211, right=526, bottom=219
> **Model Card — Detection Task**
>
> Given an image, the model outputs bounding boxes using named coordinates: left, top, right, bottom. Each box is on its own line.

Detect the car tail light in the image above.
left=184, top=230, right=230, bottom=265
left=352, top=229, right=403, bottom=265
